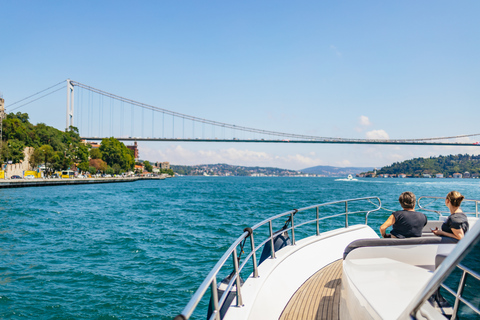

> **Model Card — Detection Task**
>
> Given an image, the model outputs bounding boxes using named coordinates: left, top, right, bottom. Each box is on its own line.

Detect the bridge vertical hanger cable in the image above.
left=99, top=95, right=103, bottom=138
left=78, top=88, right=82, bottom=135
left=67, top=80, right=480, bottom=145
left=142, top=108, right=144, bottom=138
left=152, top=109, right=154, bottom=138
left=162, top=112, right=164, bottom=138
left=110, top=98, right=113, bottom=137
left=88, top=90, right=91, bottom=137
left=120, top=101, right=124, bottom=137
left=131, top=103, right=134, bottom=138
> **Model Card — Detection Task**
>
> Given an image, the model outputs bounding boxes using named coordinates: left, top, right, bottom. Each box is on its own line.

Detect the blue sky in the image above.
left=1, top=1, right=479, bottom=170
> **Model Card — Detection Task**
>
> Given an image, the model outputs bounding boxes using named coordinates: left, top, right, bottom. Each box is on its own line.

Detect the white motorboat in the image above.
left=176, top=196, right=480, bottom=320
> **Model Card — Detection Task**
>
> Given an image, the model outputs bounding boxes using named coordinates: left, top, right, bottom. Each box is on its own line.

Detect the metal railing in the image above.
left=418, top=196, right=480, bottom=218
left=440, top=263, right=480, bottom=319
left=403, top=215, right=480, bottom=319
left=175, top=196, right=382, bottom=320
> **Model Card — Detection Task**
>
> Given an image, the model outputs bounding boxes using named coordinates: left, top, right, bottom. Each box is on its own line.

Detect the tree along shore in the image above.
left=363, top=154, right=480, bottom=177
left=1, top=112, right=134, bottom=176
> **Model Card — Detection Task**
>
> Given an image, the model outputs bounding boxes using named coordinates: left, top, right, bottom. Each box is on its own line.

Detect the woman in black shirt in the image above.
left=380, top=191, right=427, bottom=238
left=432, top=191, right=469, bottom=240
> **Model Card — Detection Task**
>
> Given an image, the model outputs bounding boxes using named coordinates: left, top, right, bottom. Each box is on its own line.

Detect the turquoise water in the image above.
left=1, top=177, right=480, bottom=319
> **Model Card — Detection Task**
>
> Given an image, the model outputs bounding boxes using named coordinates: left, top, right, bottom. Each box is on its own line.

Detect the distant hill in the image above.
left=301, top=165, right=374, bottom=177
left=373, top=154, right=480, bottom=176
left=171, top=163, right=300, bottom=176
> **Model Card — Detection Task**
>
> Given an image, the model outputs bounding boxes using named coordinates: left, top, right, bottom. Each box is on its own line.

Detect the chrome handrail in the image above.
left=440, top=264, right=480, bottom=319
left=402, top=215, right=480, bottom=319
left=417, top=196, right=480, bottom=218
left=175, top=196, right=382, bottom=320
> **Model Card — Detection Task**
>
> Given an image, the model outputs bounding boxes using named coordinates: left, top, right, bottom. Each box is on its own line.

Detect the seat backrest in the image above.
left=343, top=236, right=458, bottom=260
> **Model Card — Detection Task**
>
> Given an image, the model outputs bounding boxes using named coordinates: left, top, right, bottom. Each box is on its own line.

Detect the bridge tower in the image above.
left=66, top=79, right=74, bottom=131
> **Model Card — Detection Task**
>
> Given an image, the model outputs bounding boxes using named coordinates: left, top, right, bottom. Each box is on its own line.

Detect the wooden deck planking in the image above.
left=279, top=259, right=342, bottom=320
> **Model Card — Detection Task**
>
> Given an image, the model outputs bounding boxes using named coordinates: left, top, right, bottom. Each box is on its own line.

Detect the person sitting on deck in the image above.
left=380, top=191, right=427, bottom=238
left=431, top=190, right=469, bottom=240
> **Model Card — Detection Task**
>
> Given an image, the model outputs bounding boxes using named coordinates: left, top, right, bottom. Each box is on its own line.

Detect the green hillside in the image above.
left=372, top=154, right=480, bottom=177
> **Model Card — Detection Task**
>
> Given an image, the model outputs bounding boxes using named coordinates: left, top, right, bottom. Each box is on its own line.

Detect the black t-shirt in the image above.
left=390, top=210, right=428, bottom=239
left=442, top=212, right=469, bottom=235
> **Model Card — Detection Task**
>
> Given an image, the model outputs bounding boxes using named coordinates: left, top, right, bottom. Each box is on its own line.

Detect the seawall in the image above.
left=0, top=176, right=166, bottom=189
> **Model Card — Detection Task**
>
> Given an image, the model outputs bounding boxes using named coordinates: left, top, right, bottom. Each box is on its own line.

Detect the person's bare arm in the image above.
left=432, top=227, right=464, bottom=240
left=379, top=215, right=395, bottom=238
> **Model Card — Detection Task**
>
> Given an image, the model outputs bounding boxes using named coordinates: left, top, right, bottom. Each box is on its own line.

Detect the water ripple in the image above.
left=1, top=177, right=479, bottom=319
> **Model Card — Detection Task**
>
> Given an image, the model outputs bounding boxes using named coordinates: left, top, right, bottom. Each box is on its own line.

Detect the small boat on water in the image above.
left=176, top=196, right=480, bottom=320
left=335, top=174, right=358, bottom=181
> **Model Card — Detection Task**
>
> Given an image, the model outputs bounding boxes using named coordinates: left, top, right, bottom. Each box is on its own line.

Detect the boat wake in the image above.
left=335, top=174, right=358, bottom=181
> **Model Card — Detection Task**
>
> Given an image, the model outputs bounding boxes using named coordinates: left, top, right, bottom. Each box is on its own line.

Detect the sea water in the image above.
left=1, top=177, right=479, bottom=319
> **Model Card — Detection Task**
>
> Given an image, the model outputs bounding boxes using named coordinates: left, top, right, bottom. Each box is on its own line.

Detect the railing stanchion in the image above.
left=269, top=221, right=276, bottom=259
left=177, top=196, right=383, bottom=319
left=249, top=232, right=259, bottom=278
left=232, top=248, right=243, bottom=307
left=345, top=201, right=349, bottom=228
left=210, top=278, right=220, bottom=320
left=291, top=212, right=296, bottom=245
left=452, top=270, right=468, bottom=320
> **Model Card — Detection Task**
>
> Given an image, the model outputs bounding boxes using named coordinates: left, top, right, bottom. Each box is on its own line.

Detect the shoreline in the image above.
left=0, top=176, right=167, bottom=188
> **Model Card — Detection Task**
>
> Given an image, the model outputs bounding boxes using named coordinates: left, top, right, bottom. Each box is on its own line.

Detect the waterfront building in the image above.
left=82, top=140, right=100, bottom=148
left=159, top=162, right=170, bottom=170
left=435, top=173, right=444, bottom=178
left=127, top=141, right=139, bottom=160
left=464, top=171, right=471, bottom=178
left=398, top=174, right=406, bottom=178
left=0, top=97, right=5, bottom=119
left=423, top=174, right=431, bottom=178
left=453, top=173, right=463, bottom=178
left=0, top=97, right=5, bottom=145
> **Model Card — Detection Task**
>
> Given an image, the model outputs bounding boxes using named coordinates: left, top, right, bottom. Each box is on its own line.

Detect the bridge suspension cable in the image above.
left=68, top=80, right=480, bottom=144
left=70, top=80, right=336, bottom=141
left=6, top=81, right=66, bottom=112
left=4, top=79, right=479, bottom=146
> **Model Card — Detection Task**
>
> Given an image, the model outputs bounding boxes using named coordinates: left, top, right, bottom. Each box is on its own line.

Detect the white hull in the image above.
left=224, top=225, right=378, bottom=320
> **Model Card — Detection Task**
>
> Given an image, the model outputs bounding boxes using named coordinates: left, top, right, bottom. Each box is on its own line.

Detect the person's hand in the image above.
left=431, top=227, right=440, bottom=236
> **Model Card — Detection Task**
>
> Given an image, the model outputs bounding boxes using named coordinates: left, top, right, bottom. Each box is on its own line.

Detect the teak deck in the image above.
left=279, top=259, right=342, bottom=320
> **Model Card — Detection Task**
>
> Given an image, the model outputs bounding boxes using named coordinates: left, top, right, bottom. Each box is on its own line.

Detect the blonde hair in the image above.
left=447, top=191, right=464, bottom=207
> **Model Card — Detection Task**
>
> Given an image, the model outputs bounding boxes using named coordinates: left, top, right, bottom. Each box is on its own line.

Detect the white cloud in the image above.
left=355, top=116, right=373, bottom=132
left=138, top=145, right=330, bottom=170
left=135, top=137, right=480, bottom=172
left=338, top=159, right=352, bottom=166
left=359, top=115, right=372, bottom=126
left=366, top=129, right=389, bottom=139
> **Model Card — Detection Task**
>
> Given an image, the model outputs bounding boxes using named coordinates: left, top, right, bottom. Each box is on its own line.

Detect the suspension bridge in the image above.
left=4, top=79, right=480, bottom=147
